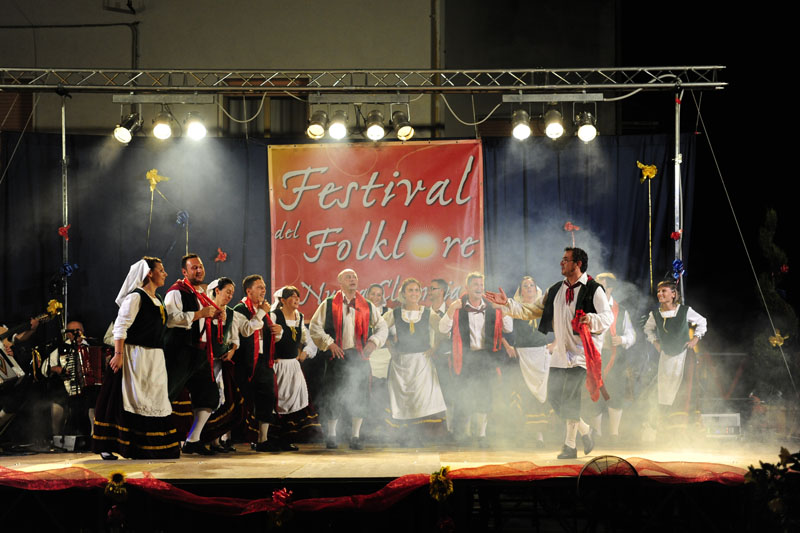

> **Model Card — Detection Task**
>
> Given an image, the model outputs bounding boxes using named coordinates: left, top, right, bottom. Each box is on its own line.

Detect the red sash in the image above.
left=450, top=300, right=503, bottom=376
left=330, top=291, right=371, bottom=358
left=572, top=309, right=609, bottom=402
left=168, top=278, right=221, bottom=380
left=243, top=297, right=276, bottom=379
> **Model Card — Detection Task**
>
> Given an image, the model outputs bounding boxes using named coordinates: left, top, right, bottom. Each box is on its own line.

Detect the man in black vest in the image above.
left=438, top=272, right=513, bottom=448
left=164, top=254, right=221, bottom=455
left=309, top=268, right=388, bottom=450
left=428, top=278, right=456, bottom=439
left=487, top=248, right=613, bottom=459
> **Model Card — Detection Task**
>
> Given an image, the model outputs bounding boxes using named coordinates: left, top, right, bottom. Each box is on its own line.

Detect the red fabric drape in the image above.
left=572, top=309, right=609, bottom=402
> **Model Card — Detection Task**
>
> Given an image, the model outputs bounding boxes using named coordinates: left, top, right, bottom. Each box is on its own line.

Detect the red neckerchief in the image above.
left=168, top=278, right=220, bottom=379
left=243, top=297, right=276, bottom=379
left=330, top=291, right=371, bottom=358
left=450, top=297, right=503, bottom=376
left=604, top=299, right=620, bottom=376
left=572, top=309, right=609, bottom=403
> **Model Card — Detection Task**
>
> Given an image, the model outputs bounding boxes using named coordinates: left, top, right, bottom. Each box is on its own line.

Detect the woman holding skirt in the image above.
left=93, top=257, right=180, bottom=459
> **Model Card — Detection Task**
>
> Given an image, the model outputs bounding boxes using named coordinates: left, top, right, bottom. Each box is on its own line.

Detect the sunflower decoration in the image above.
left=429, top=465, right=454, bottom=502
left=637, top=160, right=658, bottom=183
left=47, top=299, right=63, bottom=317
left=145, top=168, right=170, bottom=192
left=769, top=330, right=789, bottom=348
left=104, top=470, right=128, bottom=503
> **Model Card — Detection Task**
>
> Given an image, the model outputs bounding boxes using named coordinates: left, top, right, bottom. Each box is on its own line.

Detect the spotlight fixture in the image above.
left=576, top=111, right=597, bottom=143
left=152, top=111, right=172, bottom=140
left=365, top=110, right=386, bottom=141
left=543, top=108, right=565, bottom=140
left=186, top=113, right=207, bottom=140
left=511, top=109, right=532, bottom=140
left=391, top=110, right=414, bottom=141
left=113, top=113, right=141, bottom=144
left=306, top=110, right=328, bottom=140
left=328, top=110, right=348, bottom=140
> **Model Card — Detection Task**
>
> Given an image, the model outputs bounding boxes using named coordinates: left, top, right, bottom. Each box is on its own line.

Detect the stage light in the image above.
left=113, top=113, right=141, bottom=144
left=544, top=108, right=564, bottom=140
left=186, top=114, right=207, bottom=140
left=153, top=111, right=172, bottom=140
left=306, top=110, right=328, bottom=140
left=576, top=111, right=597, bottom=143
left=365, top=110, right=386, bottom=141
left=392, top=110, right=415, bottom=141
left=511, top=109, right=531, bottom=140
left=328, top=110, right=348, bottom=140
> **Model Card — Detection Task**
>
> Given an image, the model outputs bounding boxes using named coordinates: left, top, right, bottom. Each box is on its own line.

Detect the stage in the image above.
left=1, top=438, right=788, bottom=531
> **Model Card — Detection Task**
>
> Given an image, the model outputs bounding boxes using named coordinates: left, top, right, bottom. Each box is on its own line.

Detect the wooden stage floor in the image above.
left=0, top=439, right=782, bottom=482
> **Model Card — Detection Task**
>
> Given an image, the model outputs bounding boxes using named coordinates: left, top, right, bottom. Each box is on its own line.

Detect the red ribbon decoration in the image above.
left=214, top=248, right=227, bottom=262
left=571, top=309, right=609, bottom=402
left=670, top=230, right=682, bottom=241
left=58, top=224, right=71, bottom=241
left=780, top=264, right=789, bottom=274
left=330, top=291, right=371, bottom=358
left=243, top=297, right=276, bottom=379
left=563, top=221, right=580, bottom=232
left=173, top=278, right=221, bottom=380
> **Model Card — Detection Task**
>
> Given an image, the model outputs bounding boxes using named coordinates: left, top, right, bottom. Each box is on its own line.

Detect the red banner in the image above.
left=268, top=140, right=484, bottom=317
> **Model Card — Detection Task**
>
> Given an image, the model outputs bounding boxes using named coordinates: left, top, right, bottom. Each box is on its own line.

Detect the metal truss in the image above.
left=0, top=66, right=725, bottom=95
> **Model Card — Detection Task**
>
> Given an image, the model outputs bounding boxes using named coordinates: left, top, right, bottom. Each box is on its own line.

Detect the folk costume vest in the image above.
left=322, top=292, right=374, bottom=357
left=450, top=297, right=503, bottom=375
left=392, top=306, right=431, bottom=354
left=125, top=288, right=166, bottom=349
left=652, top=304, right=690, bottom=356
left=274, top=309, right=304, bottom=360
left=539, top=278, right=602, bottom=335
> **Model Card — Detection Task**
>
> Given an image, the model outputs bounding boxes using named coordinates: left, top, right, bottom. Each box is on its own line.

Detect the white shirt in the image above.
left=438, top=298, right=514, bottom=351
left=309, top=292, right=389, bottom=351
left=165, top=286, right=208, bottom=342
left=607, top=295, right=636, bottom=349
left=504, top=273, right=613, bottom=369
left=231, top=301, right=268, bottom=354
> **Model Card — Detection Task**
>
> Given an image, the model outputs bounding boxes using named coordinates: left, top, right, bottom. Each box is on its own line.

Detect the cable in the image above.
left=282, top=91, right=307, bottom=103
left=689, top=90, right=799, bottom=399
left=217, top=93, right=268, bottom=124
left=0, top=93, right=40, bottom=188
left=0, top=93, right=19, bottom=130
left=439, top=94, right=503, bottom=126
left=603, top=73, right=680, bottom=102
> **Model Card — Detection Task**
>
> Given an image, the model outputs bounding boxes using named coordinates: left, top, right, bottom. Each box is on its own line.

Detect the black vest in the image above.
left=273, top=309, right=304, bottom=359
left=322, top=295, right=374, bottom=346
left=126, top=289, right=167, bottom=349
left=393, top=306, right=431, bottom=354
left=456, top=297, right=502, bottom=352
left=232, top=302, right=264, bottom=369
left=539, top=279, right=603, bottom=335
left=164, top=288, right=201, bottom=348
left=652, top=305, right=691, bottom=356
left=512, top=317, right=551, bottom=348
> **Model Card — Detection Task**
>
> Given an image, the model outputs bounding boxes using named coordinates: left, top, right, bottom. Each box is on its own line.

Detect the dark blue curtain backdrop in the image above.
left=1, top=132, right=693, bottom=339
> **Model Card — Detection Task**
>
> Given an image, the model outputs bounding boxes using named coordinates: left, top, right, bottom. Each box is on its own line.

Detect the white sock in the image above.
left=608, top=408, right=623, bottom=436
left=327, top=419, right=338, bottom=438
left=565, top=420, right=578, bottom=448
left=186, top=408, right=212, bottom=442
left=475, top=413, right=488, bottom=437
left=535, top=431, right=544, bottom=443
left=223, top=431, right=231, bottom=442
left=577, top=418, right=591, bottom=436
left=590, top=413, right=603, bottom=437
left=258, top=422, right=270, bottom=443
left=88, top=408, right=95, bottom=436
left=445, top=407, right=453, bottom=432
left=352, top=417, right=363, bottom=438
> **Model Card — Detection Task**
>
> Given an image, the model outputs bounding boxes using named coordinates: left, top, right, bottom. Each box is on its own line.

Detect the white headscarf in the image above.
left=207, top=278, right=220, bottom=297
left=271, top=286, right=287, bottom=311
left=115, top=259, right=152, bottom=307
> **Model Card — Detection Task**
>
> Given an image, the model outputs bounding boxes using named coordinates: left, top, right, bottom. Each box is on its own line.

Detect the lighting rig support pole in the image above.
left=61, top=95, right=69, bottom=324
left=674, top=88, right=684, bottom=304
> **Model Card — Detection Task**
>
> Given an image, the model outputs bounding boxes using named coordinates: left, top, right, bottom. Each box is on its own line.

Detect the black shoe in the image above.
left=100, top=452, right=118, bottom=460
left=477, top=436, right=490, bottom=449
left=582, top=429, right=595, bottom=455
left=182, top=440, right=215, bottom=456
left=349, top=436, right=364, bottom=450
left=557, top=445, right=577, bottom=459
left=254, top=440, right=281, bottom=452
left=278, top=438, right=299, bottom=452
left=210, top=443, right=232, bottom=453
left=219, top=440, right=237, bottom=453
left=325, top=438, right=338, bottom=449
